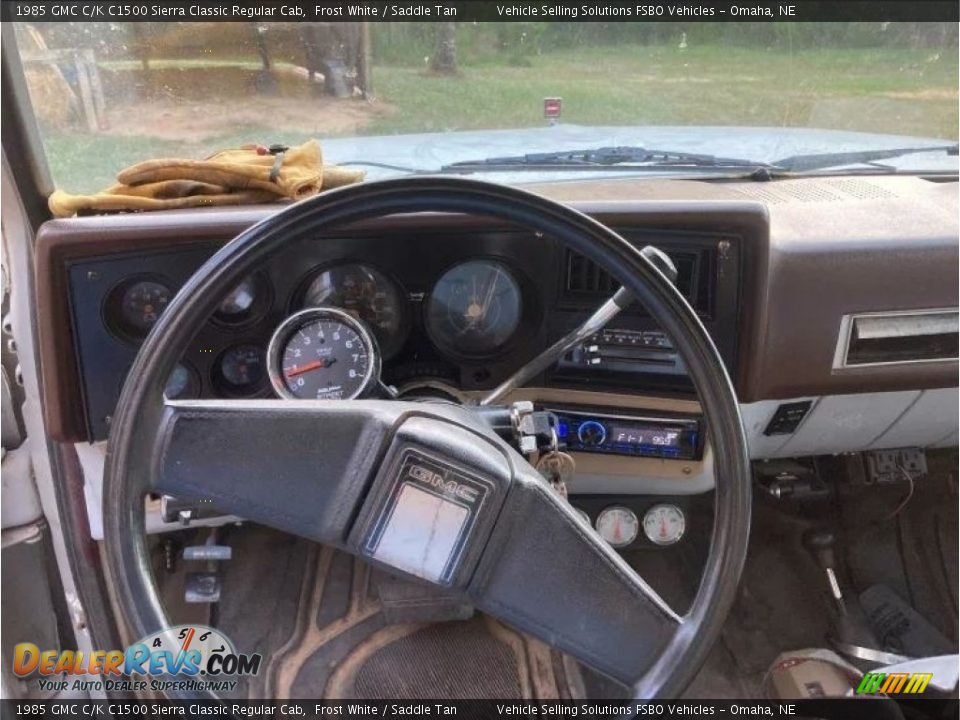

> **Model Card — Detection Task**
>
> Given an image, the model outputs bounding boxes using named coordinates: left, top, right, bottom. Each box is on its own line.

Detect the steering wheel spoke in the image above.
left=469, top=471, right=683, bottom=686
left=153, top=398, right=400, bottom=541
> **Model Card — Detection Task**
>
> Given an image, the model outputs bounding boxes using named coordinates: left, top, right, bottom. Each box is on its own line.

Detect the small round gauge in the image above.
left=574, top=507, right=592, bottom=525
left=643, top=504, right=686, bottom=546
left=426, top=260, right=522, bottom=357
left=164, top=363, right=200, bottom=400
left=107, top=277, right=172, bottom=340
left=267, top=307, right=379, bottom=400
left=301, top=264, right=406, bottom=357
left=596, top=506, right=639, bottom=548
left=215, top=274, right=268, bottom=324
left=214, top=345, right=266, bottom=395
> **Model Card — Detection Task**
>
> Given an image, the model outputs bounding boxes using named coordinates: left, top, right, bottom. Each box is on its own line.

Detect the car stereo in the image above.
left=546, top=407, right=702, bottom=460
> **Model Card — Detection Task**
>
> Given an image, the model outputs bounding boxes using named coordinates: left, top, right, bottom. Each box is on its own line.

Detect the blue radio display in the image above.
left=609, top=424, right=681, bottom=448
left=553, top=410, right=700, bottom=460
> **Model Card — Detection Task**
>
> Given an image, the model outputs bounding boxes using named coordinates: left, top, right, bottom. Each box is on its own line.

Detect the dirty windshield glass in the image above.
left=12, top=21, right=959, bottom=193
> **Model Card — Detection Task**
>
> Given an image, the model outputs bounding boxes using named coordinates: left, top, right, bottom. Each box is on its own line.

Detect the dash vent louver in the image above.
left=563, top=247, right=710, bottom=316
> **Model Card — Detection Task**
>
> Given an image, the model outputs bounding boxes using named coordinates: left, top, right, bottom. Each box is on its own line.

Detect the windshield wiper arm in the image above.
left=441, top=145, right=776, bottom=172
left=772, top=144, right=959, bottom=172
left=344, top=144, right=958, bottom=178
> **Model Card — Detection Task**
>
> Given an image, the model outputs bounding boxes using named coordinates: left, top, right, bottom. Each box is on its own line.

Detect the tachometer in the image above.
left=267, top=307, right=379, bottom=400
left=426, top=260, right=522, bottom=357
left=301, top=264, right=406, bottom=357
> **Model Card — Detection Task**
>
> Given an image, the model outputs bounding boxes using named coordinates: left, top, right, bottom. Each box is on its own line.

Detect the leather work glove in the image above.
left=48, top=139, right=364, bottom=218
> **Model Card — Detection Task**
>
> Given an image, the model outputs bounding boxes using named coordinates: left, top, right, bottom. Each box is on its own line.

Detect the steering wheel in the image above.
left=103, top=177, right=751, bottom=699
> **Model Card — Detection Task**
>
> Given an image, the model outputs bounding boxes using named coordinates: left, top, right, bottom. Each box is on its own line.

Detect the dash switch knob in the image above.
left=577, top=420, right=607, bottom=447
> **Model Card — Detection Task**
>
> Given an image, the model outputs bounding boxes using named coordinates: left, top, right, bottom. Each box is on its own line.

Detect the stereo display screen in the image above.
left=609, top=425, right=682, bottom=448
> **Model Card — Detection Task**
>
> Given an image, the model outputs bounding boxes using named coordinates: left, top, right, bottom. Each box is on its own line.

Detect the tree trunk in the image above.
left=430, top=22, right=457, bottom=74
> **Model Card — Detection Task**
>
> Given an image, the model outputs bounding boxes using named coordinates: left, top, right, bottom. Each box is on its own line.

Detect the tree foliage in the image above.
left=372, top=21, right=957, bottom=67
left=22, top=20, right=958, bottom=67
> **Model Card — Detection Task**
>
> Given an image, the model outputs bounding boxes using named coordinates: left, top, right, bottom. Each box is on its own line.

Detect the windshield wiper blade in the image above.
left=440, top=146, right=775, bottom=172
left=772, top=144, right=959, bottom=172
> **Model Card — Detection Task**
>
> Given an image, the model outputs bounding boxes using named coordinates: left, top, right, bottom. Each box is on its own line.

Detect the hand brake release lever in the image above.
left=478, top=245, right=676, bottom=406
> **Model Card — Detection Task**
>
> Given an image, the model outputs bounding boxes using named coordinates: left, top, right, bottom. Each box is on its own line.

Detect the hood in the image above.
left=319, top=124, right=957, bottom=183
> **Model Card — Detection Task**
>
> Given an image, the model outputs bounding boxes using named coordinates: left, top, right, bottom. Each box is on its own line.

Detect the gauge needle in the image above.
left=460, top=272, right=500, bottom=334
left=285, top=358, right=335, bottom=378
left=481, top=270, right=500, bottom=313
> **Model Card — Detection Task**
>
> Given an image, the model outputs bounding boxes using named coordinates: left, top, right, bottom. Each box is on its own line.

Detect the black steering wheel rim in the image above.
left=103, top=176, right=751, bottom=700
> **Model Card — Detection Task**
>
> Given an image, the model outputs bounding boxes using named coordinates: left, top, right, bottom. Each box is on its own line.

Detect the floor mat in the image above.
left=202, top=503, right=828, bottom=702
left=343, top=619, right=524, bottom=698
left=212, top=537, right=584, bottom=700
left=839, top=451, right=959, bottom=649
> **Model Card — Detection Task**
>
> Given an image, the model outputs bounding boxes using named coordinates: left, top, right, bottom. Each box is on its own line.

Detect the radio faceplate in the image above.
left=546, top=407, right=702, bottom=461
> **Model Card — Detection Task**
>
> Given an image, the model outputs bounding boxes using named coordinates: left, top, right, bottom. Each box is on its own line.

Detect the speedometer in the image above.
left=267, top=308, right=379, bottom=400
left=300, top=264, right=406, bottom=357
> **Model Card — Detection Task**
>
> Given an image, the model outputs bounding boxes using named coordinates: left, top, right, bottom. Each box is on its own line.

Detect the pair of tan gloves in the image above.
left=48, top=140, right=364, bottom=218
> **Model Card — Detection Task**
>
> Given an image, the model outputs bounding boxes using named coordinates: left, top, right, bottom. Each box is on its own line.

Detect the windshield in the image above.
left=12, top=21, right=959, bottom=193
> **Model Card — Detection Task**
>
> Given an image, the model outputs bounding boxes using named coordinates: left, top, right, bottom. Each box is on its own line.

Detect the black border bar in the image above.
left=2, top=698, right=959, bottom=719
left=1, top=1, right=958, bottom=23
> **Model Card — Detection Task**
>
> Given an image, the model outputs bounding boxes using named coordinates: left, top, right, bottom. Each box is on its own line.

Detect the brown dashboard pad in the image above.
left=34, top=176, right=958, bottom=442
left=48, top=139, right=364, bottom=218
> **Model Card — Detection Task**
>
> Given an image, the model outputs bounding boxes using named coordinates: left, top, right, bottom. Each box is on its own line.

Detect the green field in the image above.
left=367, top=45, right=958, bottom=137
left=38, top=44, right=958, bottom=194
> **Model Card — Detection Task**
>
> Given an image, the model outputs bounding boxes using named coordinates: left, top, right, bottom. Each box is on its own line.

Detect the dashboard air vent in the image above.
left=834, top=309, right=959, bottom=368
left=563, top=247, right=709, bottom=315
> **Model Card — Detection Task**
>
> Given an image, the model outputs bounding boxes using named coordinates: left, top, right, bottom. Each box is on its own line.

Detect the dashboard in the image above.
left=59, top=217, right=743, bottom=441
left=34, top=174, right=959, bottom=547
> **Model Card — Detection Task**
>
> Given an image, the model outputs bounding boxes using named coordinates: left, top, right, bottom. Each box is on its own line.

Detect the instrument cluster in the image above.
left=292, top=259, right=525, bottom=363
left=102, top=256, right=531, bottom=403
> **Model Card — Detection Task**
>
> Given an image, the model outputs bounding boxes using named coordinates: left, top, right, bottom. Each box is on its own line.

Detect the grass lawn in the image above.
left=37, top=44, right=957, bottom=194
left=367, top=45, right=958, bottom=137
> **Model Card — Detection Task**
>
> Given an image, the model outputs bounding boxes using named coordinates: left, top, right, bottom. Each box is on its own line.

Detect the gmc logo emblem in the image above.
left=409, top=464, right=479, bottom=503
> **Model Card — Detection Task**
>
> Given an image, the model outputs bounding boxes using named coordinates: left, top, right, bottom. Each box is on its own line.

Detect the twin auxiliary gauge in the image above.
left=574, top=503, right=686, bottom=548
